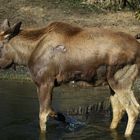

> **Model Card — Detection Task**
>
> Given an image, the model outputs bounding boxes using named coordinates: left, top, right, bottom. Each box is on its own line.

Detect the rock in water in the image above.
left=54, top=112, right=85, bottom=132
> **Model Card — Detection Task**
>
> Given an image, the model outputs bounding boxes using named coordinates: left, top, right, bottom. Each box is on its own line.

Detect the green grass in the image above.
left=0, top=73, right=31, bottom=81
left=0, top=67, right=31, bottom=81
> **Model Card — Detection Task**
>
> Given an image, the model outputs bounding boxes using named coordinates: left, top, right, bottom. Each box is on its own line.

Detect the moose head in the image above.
left=0, top=19, right=22, bottom=69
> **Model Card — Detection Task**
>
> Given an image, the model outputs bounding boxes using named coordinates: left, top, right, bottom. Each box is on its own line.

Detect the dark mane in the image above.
left=19, top=22, right=83, bottom=40
left=19, top=27, right=47, bottom=41
left=46, top=22, right=83, bottom=36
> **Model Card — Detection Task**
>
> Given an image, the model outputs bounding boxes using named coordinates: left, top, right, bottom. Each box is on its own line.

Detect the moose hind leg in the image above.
left=123, top=89, right=140, bottom=136
left=108, top=64, right=140, bottom=136
left=110, top=93, right=125, bottom=130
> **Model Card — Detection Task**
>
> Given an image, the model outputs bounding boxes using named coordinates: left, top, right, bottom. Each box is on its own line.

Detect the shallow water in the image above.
left=0, top=81, right=139, bottom=140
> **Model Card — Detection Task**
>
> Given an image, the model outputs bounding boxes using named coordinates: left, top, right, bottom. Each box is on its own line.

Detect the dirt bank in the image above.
left=0, top=0, right=140, bottom=36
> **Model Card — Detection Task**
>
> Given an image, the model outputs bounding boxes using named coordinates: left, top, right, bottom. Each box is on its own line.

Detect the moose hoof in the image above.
left=54, top=112, right=66, bottom=123
left=40, top=122, right=46, bottom=132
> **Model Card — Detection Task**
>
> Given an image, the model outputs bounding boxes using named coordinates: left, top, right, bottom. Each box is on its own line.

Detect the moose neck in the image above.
left=9, top=28, right=46, bottom=66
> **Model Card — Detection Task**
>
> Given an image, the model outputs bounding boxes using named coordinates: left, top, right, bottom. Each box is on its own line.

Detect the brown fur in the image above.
left=19, top=22, right=83, bottom=41
left=19, top=28, right=47, bottom=41
left=47, top=22, right=83, bottom=36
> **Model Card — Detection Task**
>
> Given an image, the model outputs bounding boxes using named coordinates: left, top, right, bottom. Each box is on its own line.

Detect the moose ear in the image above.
left=10, top=21, right=22, bottom=36
left=3, top=21, right=22, bottom=41
left=1, top=19, right=10, bottom=32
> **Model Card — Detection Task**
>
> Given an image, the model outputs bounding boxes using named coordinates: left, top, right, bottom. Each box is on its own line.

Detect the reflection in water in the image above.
left=39, top=132, right=46, bottom=140
left=110, top=130, right=132, bottom=140
left=0, top=81, right=139, bottom=140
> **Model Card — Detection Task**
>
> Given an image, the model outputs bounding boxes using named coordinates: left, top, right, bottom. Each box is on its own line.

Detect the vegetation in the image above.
left=82, top=0, right=140, bottom=20
left=50, top=0, right=140, bottom=12
left=0, top=66, right=31, bottom=81
left=83, top=0, right=140, bottom=11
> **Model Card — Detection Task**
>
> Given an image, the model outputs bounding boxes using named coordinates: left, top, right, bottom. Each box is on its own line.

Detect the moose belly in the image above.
left=56, top=65, right=107, bottom=86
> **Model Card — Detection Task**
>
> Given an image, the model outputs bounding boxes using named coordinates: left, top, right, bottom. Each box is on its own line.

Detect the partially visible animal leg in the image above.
left=110, top=93, right=125, bottom=129
left=37, top=80, right=56, bottom=132
left=116, top=89, right=139, bottom=137
left=108, top=64, right=140, bottom=136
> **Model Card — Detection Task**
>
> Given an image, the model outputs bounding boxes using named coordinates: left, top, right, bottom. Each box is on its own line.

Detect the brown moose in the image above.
left=0, top=19, right=140, bottom=137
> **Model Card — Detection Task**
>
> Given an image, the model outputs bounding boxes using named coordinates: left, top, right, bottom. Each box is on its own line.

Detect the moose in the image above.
left=0, top=19, right=140, bottom=137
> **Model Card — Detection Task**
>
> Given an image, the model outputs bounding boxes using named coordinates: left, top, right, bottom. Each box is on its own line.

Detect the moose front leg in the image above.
left=37, top=80, right=56, bottom=132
